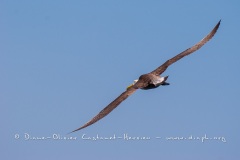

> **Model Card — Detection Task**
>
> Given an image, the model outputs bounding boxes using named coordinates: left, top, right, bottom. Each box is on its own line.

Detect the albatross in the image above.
left=71, top=20, right=221, bottom=133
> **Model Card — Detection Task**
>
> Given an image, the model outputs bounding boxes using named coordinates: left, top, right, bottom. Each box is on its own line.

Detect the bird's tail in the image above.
left=161, top=76, right=170, bottom=85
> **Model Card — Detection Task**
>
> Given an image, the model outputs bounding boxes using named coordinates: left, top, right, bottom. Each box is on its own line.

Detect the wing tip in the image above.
left=213, top=19, right=221, bottom=32
left=216, top=19, right=221, bottom=28
left=68, top=126, right=86, bottom=134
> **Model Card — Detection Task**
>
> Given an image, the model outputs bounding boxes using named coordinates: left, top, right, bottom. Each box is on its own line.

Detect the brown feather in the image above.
left=71, top=86, right=137, bottom=133
left=151, top=20, right=221, bottom=76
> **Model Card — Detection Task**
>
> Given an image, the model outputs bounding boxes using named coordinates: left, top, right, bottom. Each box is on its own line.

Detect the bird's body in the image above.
left=70, top=20, right=221, bottom=133
left=136, top=74, right=169, bottom=90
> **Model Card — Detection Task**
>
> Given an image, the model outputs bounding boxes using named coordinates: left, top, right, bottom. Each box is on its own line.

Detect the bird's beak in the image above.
left=126, top=84, right=133, bottom=90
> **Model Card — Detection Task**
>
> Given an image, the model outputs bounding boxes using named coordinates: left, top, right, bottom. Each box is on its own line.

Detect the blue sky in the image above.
left=1, top=0, right=240, bottom=159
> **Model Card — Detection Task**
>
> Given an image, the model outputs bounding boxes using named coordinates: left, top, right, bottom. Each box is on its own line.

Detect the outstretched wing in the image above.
left=151, top=20, right=221, bottom=76
left=71, top=86, right=138, bottom=133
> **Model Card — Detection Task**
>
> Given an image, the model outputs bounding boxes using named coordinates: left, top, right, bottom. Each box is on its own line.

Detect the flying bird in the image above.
left=71, top=20, right=221, bottom=133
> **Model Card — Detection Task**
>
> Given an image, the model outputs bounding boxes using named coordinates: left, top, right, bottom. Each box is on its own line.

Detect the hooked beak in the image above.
left=126, top=84, right=133, bottom=90
left=126, top=79, right=138, bottom=90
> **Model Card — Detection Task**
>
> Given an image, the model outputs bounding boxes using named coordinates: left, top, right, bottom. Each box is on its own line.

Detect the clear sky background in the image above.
left=1, top=0, right=240, bottom=159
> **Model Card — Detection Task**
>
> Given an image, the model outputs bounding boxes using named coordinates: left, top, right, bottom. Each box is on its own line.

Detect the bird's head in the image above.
left=126, top=79, right=138, bottom=90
